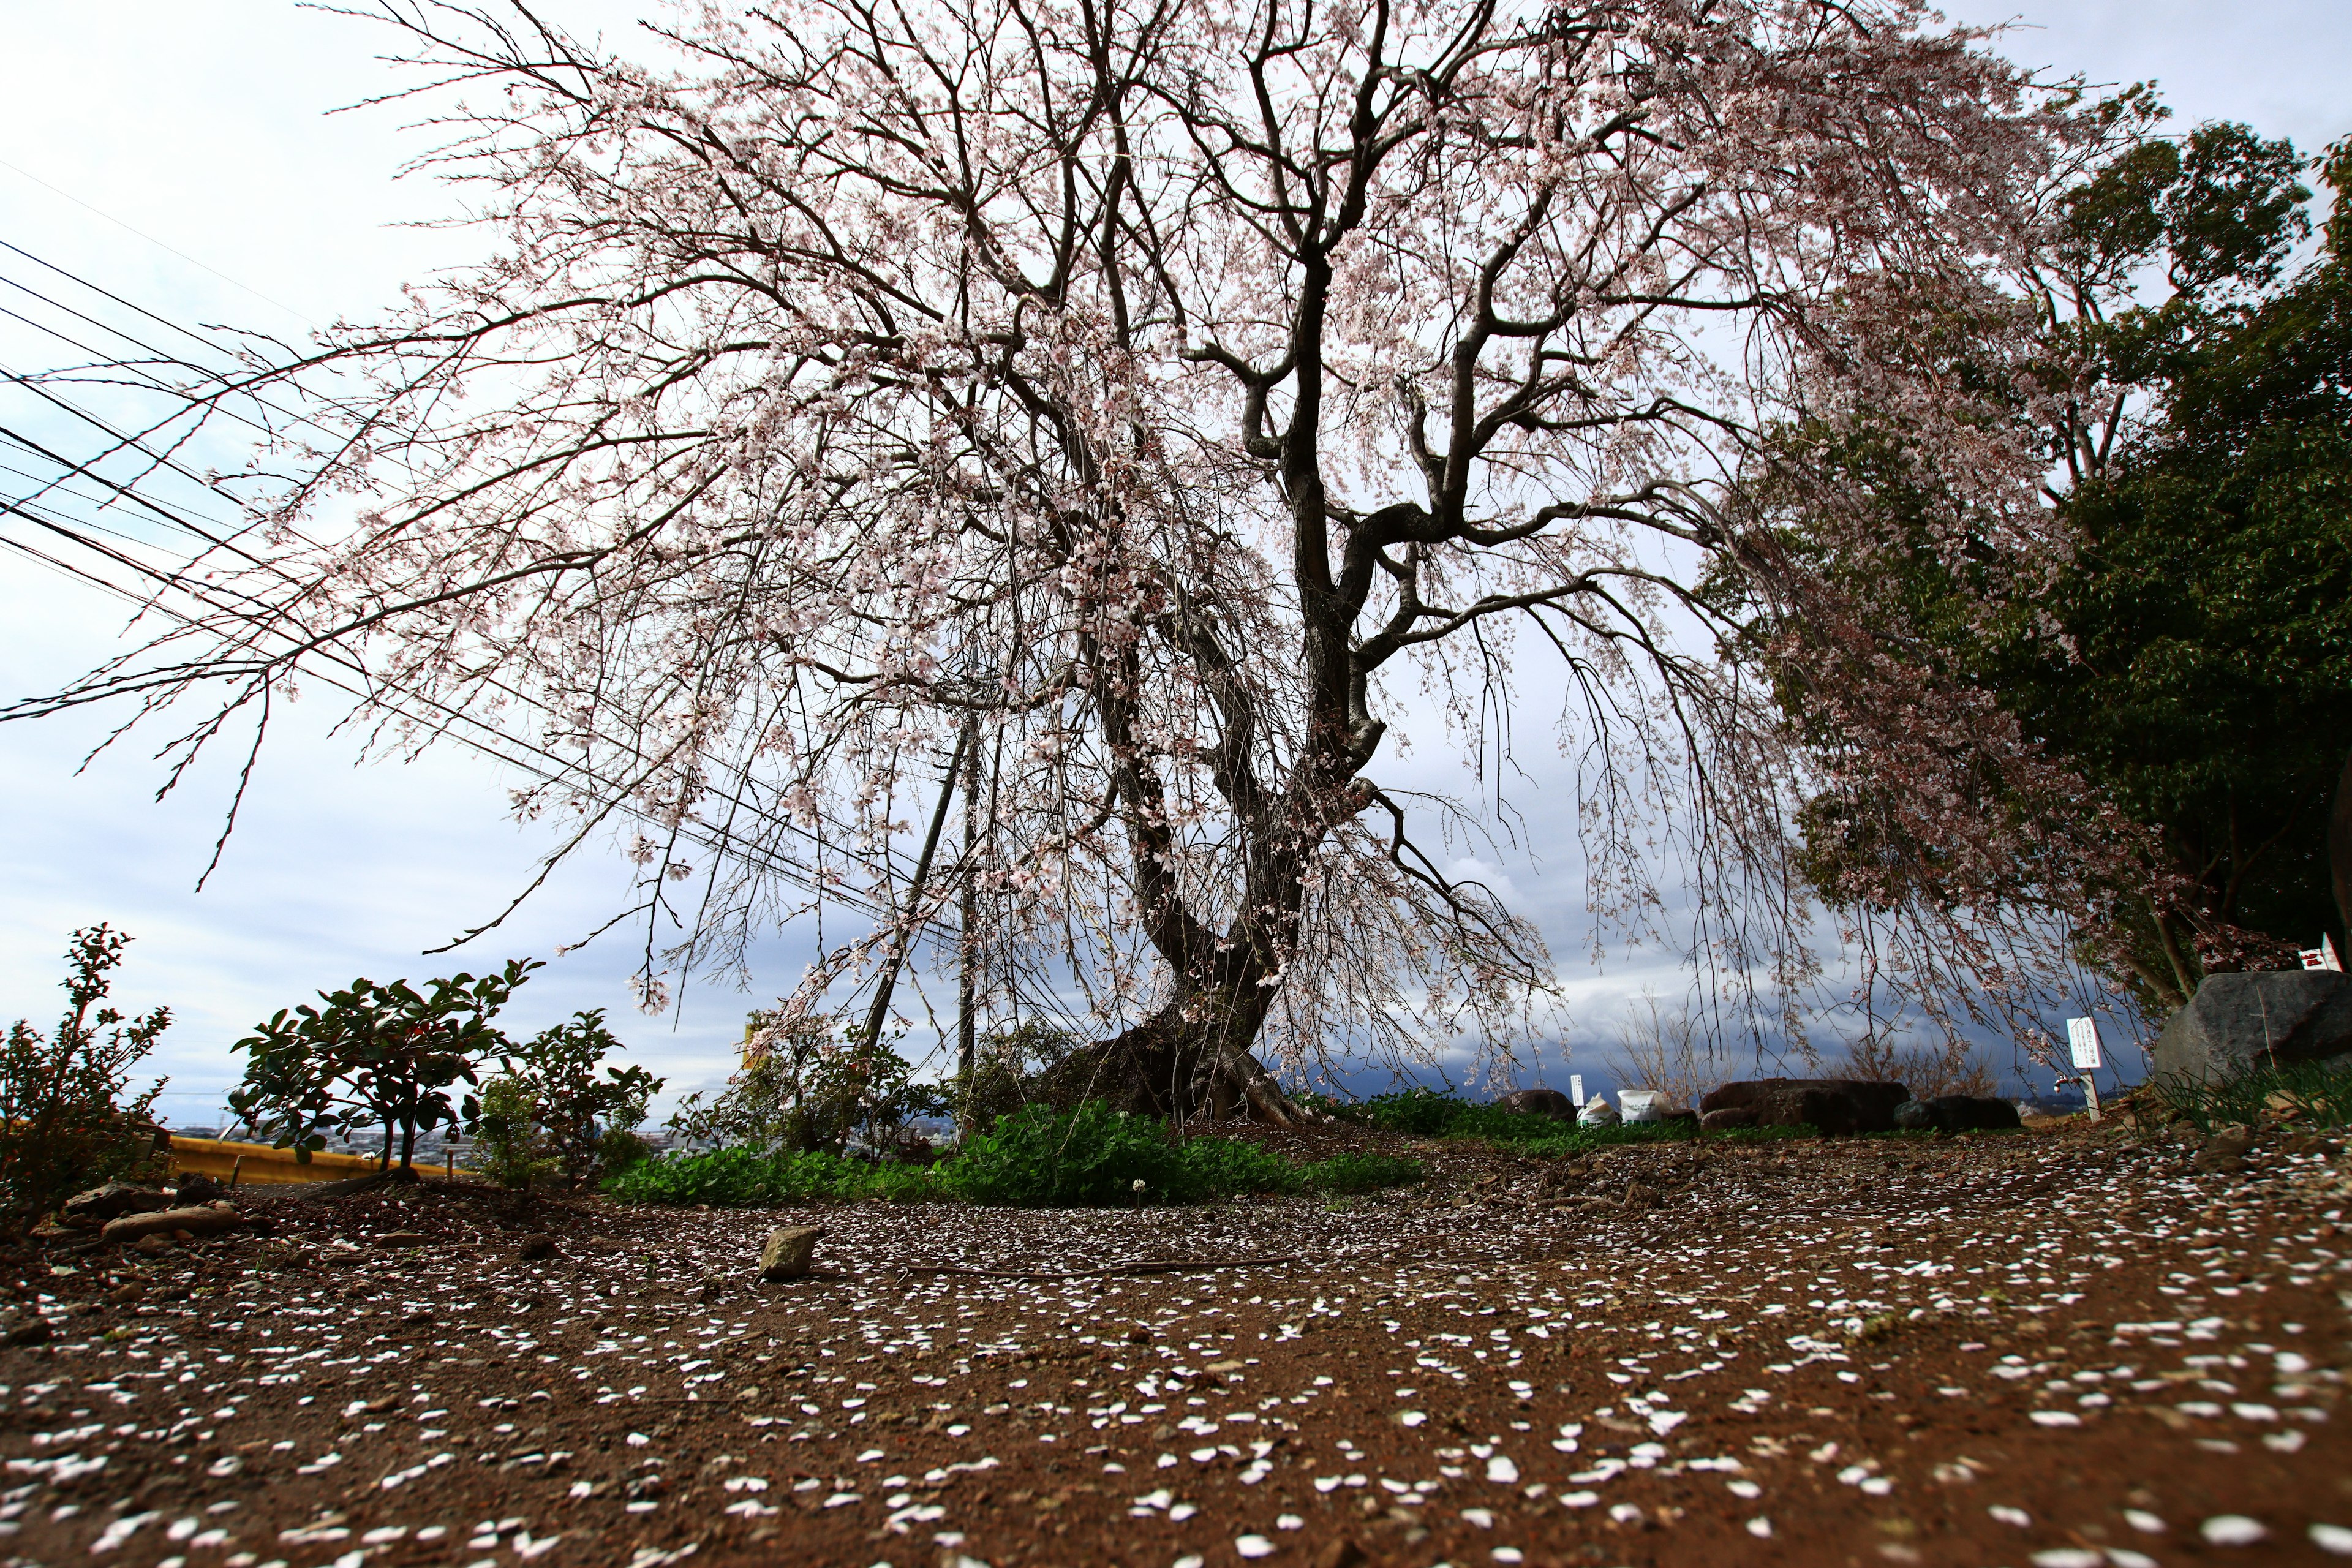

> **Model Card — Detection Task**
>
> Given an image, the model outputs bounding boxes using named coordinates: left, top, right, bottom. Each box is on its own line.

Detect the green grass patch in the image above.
left=609, top=1102, right=1316, bottom=1209
left=1329, top=1088, right=1842, bottom=1156
left=2147, top=1056, right=2352, bottom=1136
left=1299, top=1152, right=1423, bottom=1194
left=601, top=1145, right=886, bottom=1205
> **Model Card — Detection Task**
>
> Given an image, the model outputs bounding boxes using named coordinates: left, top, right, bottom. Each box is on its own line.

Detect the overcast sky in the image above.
left=1, top=1, right=2343, bottom=1126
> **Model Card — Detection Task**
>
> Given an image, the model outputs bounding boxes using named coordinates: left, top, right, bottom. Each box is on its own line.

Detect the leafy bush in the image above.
left=230, top=959, right=539, bottom=1169
left=932, top=1101, right=1189, bottom=1206
left=1173, top=1135, right=1303, bottom=1198
left=668, top=1014, right=947, bottom=1156
left=603, top=1145, right=876, bottom=1205
left=470, top=1077, right=555, bottom=1189
left=491, top=1009, right=663, bottom=1186
left=1300, top=1152, right=1423, bottom=1194
left=1340, top=1087, right=1604, bottom=1145
left=0, top=927, right=169, bottom=1232
left=596, top=1127, right=654, bottom=1173
left=953, top=1022, right=1080, bottom=1131
left=613, top=1103, right=1314, bottom=1208
left=1344, top=1087, right=1468, bottom=1136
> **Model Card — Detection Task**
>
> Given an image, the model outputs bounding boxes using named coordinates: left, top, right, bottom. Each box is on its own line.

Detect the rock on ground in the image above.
left=758, top=1224, right=824, bottom=1280
left=1494, top=1088, right=1575, bottom=1121
left=1700, top=1078, right=1911, bottom=1134
left=2152, top=969, right=2352, bottom=1080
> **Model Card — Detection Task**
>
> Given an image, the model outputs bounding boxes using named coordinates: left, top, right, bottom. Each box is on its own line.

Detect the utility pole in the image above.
left=957, top=725, right=981, bottom=1115
left=859, top=721, right=974, bottom=1052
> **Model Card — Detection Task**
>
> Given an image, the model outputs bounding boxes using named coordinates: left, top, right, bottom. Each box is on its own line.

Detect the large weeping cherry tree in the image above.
left=20, top=0, right=2087, bottom=1120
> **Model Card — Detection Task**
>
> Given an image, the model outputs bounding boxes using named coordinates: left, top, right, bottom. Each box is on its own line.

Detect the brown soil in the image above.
left=2, top=1120, right=2348, bottom=1568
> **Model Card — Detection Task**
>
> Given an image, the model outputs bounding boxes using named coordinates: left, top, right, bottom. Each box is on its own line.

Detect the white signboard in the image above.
left=2066, top=1016, right=2103, bottom=1072
left=2301, top=934, right=2344, bottom=973
left=1569, top=1074, right=1586, bottom=1107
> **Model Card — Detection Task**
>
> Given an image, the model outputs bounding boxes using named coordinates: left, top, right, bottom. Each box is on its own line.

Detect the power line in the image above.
left=0, top=160, right=320, bottom=327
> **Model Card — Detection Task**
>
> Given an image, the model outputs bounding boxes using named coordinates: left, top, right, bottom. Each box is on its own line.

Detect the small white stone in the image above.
left=2310, top=1523, right=2352, bottom=1556
left=1234, top=1536, right=1274, bottom=1560
left=1745, top=1517, right=1773, bottom=1539
left=2201, top=1516, right=2269, bottom=1547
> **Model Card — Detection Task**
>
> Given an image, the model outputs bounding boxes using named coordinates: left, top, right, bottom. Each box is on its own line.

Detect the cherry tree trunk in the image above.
left=1041, top=984, right=1311, bottom=1128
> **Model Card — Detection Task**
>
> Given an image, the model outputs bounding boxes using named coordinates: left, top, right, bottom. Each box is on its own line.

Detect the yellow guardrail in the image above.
left=168, top=1135, right=393, bottom=1186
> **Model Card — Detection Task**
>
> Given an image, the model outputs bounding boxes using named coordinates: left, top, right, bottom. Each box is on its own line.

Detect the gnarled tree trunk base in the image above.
left=1038, top=1003, right=1317, bottom=1128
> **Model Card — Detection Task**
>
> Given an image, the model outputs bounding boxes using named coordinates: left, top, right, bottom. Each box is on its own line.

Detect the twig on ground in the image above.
left=892, top=1254, right=1302, bottom=1282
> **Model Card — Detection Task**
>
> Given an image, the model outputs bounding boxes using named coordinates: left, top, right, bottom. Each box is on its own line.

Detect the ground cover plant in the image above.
left=0, top=925, right=168, bottom=1233
left=1332, top=1087, right=1819, bottom=1159
left=606, top=1102, right=1427, bottom=1208
left=2145, top=1057, right=2352, bottom=1136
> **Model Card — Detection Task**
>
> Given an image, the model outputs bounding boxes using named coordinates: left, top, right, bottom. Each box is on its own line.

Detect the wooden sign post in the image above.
left=1569, top=1074, right=1586, bottom=1108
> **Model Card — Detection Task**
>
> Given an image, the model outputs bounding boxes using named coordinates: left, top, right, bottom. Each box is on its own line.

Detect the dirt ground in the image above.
left=1, top=1117, right=2347, bottom=1568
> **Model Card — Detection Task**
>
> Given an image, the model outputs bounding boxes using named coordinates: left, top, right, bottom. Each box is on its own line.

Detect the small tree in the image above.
left=0, top=926, right=169, bottom=1232
left=669, top=1014, right=940, bottom=1156
left=488, top=1009, right=663, bottom=1187
left=230, top=959, right=539, bottom=1171
left=467, top=1077, right=554, bottom=1189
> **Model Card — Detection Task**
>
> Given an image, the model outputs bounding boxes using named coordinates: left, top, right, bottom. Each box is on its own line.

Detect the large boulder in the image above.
left=1699, top=1079, right=1910, bottom=1134
left=1894, top=1095, right=2023, bottom=1133
left=2152, top=970, right=2352, bottom=1081
left=1495, top=1088, right=1576, bottom=1121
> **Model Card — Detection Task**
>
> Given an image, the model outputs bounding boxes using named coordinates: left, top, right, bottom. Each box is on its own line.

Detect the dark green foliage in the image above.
left=934, top=1102, right=1202, bottom=1206
left=612, top=1102, right=1344, bottom=1208
left=1768, top=119, right=2352, bottom=1012
left=1344, top=1087, right=1468, bottom=1136
left=1337, top=1087, right=1684, bottom=1151
left=230, top=959, right=540, bottom=1169
left=1332, top=1088, right=1815, bottom=1157
left=668, top=1014, right=944, bottom=1156
left=602, top=1145, right=884, bottom=1205
left=1168, top=1134, right=1302, bottom=1200
left=0, top=927, right=168, bottom=1233
left=1300, top=1152, right=1423, bottom=1194
left=486, top=1009, right=663, bottom=1187
left=952, top=1022, right=1079, bottom=1131
left=469, top=1076, right=552, bottom=1189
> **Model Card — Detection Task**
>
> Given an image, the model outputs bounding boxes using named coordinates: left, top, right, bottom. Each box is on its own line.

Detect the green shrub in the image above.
left=496, top=1009, right=663, bottom=1187
left=1175, top=1136, right=1303, bottom=1197
left=1301, top=1152, right=1423, bottom=1193
left=603, top=1145, right=876, bottom=1205
left=1344, top=1087, right=1467, bottom=1136
left=596, top=1127, right=654, bottom=1172
left=932, top=1101, right=1189, bottom=1205
left=472, top=1076, right=554, bottom=1189
left=0, top=926, right=169, bottom=1232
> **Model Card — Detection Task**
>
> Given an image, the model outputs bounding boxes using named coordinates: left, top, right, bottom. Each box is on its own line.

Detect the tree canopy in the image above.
left=1770, top=113, right=2351, bottom=1033
left=13, top=0, right=2106, bottom=1108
